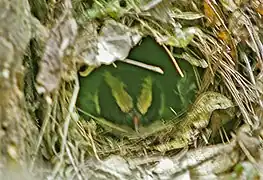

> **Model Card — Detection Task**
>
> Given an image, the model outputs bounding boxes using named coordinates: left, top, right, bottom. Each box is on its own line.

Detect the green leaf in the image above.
left=137, top=76, right=153, bottom=115
left=104, top=71, right=133, bottom=113
left=173, top=52, right=208, bottom=68
left=164, top=27, right=197, bottom=48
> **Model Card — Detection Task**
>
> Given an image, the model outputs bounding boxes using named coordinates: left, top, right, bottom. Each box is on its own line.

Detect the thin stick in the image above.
left=65, top=143, right=84, bottom=180
left=30, top=96, right=52, bottom=172
left=112, top=62, right=117, bottom=68
left=162, top=45, right=184, bottom=77
left=88, top=126, right=101, bottom=161
left=238, top=140, right=262, bottom=174
left=50, top=76, right=80, bottom=179
left=61, top=76, right=79, bottom=158
left=121, top=58, right=164, bottom=74
left=169, top=107, right=177, bottom=115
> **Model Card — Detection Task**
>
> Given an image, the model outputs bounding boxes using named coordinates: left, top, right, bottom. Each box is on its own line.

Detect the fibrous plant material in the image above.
left=1, top=0, right=262, bottom=179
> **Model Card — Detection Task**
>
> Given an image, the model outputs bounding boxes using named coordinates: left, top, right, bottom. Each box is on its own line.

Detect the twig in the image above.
left=162, top=45, right=184, bottom=77
left=241, top=51, right=263, bottom=109
left=121, top=58, right=164, bottom=74
left=50, top=75, right=80, bottom=179
left=66, top=143, right=84, bottom=180
left=88, top=126, right=101, bottom=161
left=238, top=139, right=263, bottom=176
left=30, top=95, right=52, bottom=172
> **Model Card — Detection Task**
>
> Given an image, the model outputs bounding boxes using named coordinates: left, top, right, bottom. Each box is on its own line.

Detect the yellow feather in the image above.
left=104, top=71, right=133, bottom=113
left=137, top=76, right=153, bottom=115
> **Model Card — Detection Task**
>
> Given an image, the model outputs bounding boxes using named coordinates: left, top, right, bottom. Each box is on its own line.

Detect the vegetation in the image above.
left=0, top=0, right=263, bottom=179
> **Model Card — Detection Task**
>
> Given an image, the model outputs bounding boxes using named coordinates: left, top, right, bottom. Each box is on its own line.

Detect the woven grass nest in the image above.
left=1, top=0, right=263, bottom=179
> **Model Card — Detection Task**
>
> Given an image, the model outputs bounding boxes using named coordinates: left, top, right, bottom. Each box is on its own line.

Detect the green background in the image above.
left=77, top=37, right=199, bottom=127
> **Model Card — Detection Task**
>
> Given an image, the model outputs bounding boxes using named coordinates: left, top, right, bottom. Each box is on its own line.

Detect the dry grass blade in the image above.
left=162, top=45, right=184, bottom=77
left=50, top=76, right=80, bottom=179
left=30, top=96, right=52, bottom=172
left=18, top=0, right=263, bottom=179
left=218, top=61, right=257, bottom=126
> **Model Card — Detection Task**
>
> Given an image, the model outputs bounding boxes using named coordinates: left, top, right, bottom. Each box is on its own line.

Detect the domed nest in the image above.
left=4, top=0, right=262, bottom=179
